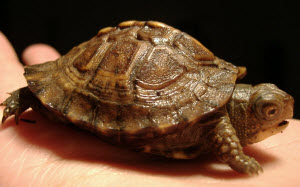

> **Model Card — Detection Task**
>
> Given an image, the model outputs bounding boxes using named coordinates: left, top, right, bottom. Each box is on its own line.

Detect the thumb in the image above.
left=22, top=44, right=61, bottom=65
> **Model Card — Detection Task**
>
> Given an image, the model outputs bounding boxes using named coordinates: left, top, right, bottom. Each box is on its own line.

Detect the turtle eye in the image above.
left=253, top=94, right=283, bottom=120
left=259, top=103, right=279, bottom=120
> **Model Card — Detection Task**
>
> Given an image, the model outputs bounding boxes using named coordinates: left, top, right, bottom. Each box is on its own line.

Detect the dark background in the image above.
left=1, top=0, right=299, bottom=118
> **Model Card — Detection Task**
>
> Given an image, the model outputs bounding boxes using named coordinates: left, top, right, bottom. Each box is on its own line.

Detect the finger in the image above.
left=0, top=32, right=20, bottom=63
left=22, top=44, right=60, bottom=65
left=0, top=32, right=26, bottom=101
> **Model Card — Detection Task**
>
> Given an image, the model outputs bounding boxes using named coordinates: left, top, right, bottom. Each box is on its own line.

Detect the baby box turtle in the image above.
left=1, top=20, right=294, bottom=174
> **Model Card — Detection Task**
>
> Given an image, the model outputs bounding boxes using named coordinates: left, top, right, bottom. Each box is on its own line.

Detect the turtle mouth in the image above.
left=248, top=120, right=289, bottom=144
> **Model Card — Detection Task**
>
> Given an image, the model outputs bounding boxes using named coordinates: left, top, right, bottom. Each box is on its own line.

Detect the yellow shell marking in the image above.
left=97, top=27, right=115, bottom=36
left=146, top=21, right=169, bottom=28
left=118, top=20, right=171, bottom=29
left=118, top=20, right=145, bottom=28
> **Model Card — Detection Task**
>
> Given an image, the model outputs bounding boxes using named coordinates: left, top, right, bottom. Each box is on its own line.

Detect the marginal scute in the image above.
left=25, top=61, right=75, bottom=112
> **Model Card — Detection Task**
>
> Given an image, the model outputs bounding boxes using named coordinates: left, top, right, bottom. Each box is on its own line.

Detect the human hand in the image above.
left=1, top=31, right=300, bottom=187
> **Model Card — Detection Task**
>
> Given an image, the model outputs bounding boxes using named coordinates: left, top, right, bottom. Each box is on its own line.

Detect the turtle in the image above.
left=1, top=20, right=294, bottom=175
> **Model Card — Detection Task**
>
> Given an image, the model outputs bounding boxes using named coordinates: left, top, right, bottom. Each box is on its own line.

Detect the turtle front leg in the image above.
left=1, top=87, right=33, bottom=124
left=212, top=115, right=263, bottom=174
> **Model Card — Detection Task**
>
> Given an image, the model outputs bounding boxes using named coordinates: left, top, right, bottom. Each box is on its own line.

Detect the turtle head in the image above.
left=246, top=83, right=294, bottom=144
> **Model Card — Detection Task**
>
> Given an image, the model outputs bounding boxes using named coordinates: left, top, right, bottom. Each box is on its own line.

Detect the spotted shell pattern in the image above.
left=24, top=21, right=238, bottom=144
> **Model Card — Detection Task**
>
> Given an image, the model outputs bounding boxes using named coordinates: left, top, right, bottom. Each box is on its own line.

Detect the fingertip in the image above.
left=0, top=32, right=27, bottom=97
left=22, top=44, right=61, bottom=65
left=0, top=31, right=19, bottom=62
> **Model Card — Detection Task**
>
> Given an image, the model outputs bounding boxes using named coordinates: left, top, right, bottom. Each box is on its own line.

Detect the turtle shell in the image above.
left=24, top=21, right=239, bottom=144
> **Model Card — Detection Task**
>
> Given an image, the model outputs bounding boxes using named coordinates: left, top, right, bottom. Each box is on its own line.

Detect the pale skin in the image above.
left=1, top=32, right=300, bottom=187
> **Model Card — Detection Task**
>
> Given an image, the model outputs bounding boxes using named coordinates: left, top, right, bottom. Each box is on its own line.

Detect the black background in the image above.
left=1, top=0, right=299, bottom=118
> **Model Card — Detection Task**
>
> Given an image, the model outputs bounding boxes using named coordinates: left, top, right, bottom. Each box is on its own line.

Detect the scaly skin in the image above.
left=212, top=115, right=262, bottom=174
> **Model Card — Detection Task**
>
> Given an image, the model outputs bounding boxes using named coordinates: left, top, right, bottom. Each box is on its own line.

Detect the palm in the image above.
left=1, top=32, right=300, bottom=187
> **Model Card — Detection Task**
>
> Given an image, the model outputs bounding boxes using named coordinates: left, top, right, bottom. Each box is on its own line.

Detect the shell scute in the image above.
left=137, top=25, right=177, bottom=45
left=72, top=42, right=103, bottom=72
left=136, top=46, right=185, bottom=90
left=174, top=33, right=215, bottom=61
left=99, top=39, right=140, bottom=74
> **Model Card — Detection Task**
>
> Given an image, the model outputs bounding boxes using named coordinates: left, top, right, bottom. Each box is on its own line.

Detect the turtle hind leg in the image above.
left=1, top=87, right=34, bottom=124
